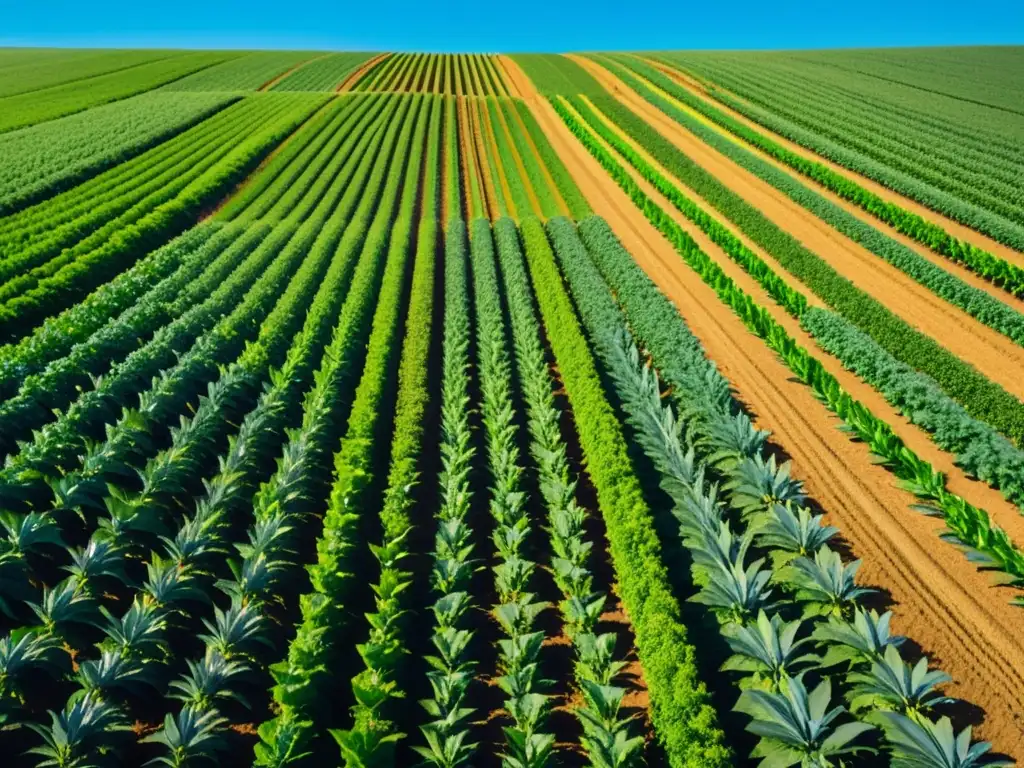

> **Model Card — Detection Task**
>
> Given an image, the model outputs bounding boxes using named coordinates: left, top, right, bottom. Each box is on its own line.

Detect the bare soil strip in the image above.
left=503, top=55, right=1024, bottom=761
left=571, top=55, right=1024, bottom=404
left=641, top=56, right=1024, bottom=267
left=496, top=56, right=524, bottom=99
left=631, top=58, right=1024, bottom=303
left=336, top=53, right=389, bottom=93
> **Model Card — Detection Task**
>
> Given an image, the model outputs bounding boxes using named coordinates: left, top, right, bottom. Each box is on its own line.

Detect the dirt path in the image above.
left=497, top=57, right=523, bottom=99
left=641, top=56, right=1024, bottom=268
left=503, top=55, right=1024, bottom=760
left=629, top=57, right=1024, bottom=309
left=336, top=53, right=389, bottom=93
left=571, top=55, right=1024, bottom=405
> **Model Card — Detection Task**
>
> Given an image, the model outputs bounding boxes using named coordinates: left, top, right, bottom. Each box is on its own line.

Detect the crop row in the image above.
left=653, top=54, right=1024, bottom=251
left=552, top=212, right=1006, bottom=767
left=161, top=51, right=318, bottom=92
left=270, top=52, right=375, bottom=92
left=0, top=93, right=327, bottom=338
left=356, top=54, right=510, bottom=97
left=560, top=92, right=1024, bottom=449
left=559, top=87, right=1024, bottom=534
left=518, top=214, right=733, bottom=767
left=601, top=54, right=1024, bottom=299
left=0, top=49, right=186, bottom=99
left=252, top=94, right=426, bottom=764
left=549, top=96, right=1024, bottom=597
left=0, top=91, right=237, bottom=216
left=495, top=216, right=647, bottom=767
left=0, top=95, right=425, bottom=767
left=0, top=50, right=235, bottom=133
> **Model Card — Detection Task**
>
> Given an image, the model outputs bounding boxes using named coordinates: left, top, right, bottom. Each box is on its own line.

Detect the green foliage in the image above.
left=655, top=50, right=1024, bottom=251
left=600, top=53, right=1024, bottom=298
left=521, top=215, right=731, bottom=767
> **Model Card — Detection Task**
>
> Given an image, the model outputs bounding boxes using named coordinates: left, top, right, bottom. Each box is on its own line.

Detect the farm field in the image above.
left=0, top=44, right=1022, bottom=768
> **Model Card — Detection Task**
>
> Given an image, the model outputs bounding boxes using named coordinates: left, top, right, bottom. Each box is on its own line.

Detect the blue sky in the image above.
left=2, top=0, right=1022, bottom=51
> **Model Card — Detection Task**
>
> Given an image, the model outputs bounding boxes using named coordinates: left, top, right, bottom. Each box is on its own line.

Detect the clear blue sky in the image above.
left=1, top=0, right=1022, bottom=52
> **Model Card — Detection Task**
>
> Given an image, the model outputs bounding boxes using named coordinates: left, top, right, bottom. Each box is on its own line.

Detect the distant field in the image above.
left=0, top=44, right=1022, bottom=768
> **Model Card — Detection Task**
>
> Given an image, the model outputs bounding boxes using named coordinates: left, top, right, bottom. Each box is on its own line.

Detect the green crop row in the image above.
left=499, top=100, right=561, bottom=218
left=0, top=91, right=236, bottom=216
left=255, top=94, right=424, bottom=764
left=0, top=94, right=327, bottom=339
left=0, top=50, right=236, bottom=132
left=654, top=54, right=1024, bottom=251
left=518, top=215, right=732, bottom=767
left=412, top=218, right=478, bottom=767
left=511, top=100, right=592, bottom=219
left=602, top=54, right=1024, bottom=297
left=485, top=98, right=533, bottom=216
left=559, top=212, right=1006, bottom=768
left=270, top=52, right=375, bottom=92
left=331, top=95, right=440, bottom=766
left=549, top=96, right=1024, bottom=592
left=495, top=216, right=646, bottom=766
left=563, top=93, right=1024, bottom=446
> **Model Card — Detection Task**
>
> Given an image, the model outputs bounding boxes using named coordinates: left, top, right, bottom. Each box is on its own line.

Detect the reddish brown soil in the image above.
left=571, top=54, right=1024, bottom=405
left=642, top=56, right=1024, bottom=268
left=503, top=54, right=1024, bottom=761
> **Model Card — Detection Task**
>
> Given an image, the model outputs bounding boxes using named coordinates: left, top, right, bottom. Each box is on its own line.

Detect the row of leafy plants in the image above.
left=213, top=95, right=368, bottom=222
left=468, top=218, right=557, bottom=766
left=497, top=101, right=562, bottom=219
left=326, top=94, right=439, bottom=766
left=252, top=93, right=427, bottom=765
left=548, top=96, right=1024, bottom=549
left=0, top=90, right=237, bottom=217
left=11, top=146, right=375, bottom=766
left=551, top=211, right=1008, bottom=766
left=553, top=93, right=1024, bottom=588
left=0, top=88, right=399, bottom=501
left=413, top=218, right=477, bottom=768
left=559, top=92, right=1024, bottom=448
left=0, top=222, right=264, bottom=456
left=134, top=91, right=421, bottom=768
left=510, top=101, right=592, bottom=220
left=0, top=221, right=220, bottom=400
left=494, top=217, right=646, bottom=768
left=0, top=94, right=416, bottom=751
left=0, top=91, right=397, bottom=460
left=601, top=55, right=1024, bottom=298
left=652, top=54, right=1024, bottom=252
left=0, top=198, right=342, bottom=763
left=485, top=98, right=534, bottom=218
left=517, top=215, right=732, bottom=767
left=0, top=93, right=328, bottom=337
